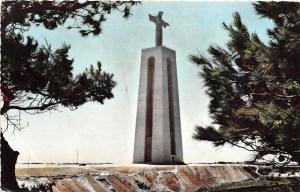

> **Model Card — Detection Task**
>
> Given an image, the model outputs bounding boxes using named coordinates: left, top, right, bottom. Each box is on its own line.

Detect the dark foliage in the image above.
left=1, top=0, right=138, bottom=130
left=191, top=2, right=300, bottom=166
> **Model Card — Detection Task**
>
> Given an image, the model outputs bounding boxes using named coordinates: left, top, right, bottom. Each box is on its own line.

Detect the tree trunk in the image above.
left=1, top=133, right=20, bottom=191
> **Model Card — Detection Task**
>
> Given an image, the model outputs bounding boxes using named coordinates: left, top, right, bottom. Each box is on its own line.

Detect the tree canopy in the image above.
left=1, top=1, right=138, bottom=191
left=190, top=2, right=300, bottom=165
left=1, top=1, right=138, bottom=131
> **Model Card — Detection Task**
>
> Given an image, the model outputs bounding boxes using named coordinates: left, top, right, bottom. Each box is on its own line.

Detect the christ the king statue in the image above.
left=149, top=11, right=169, bottom=46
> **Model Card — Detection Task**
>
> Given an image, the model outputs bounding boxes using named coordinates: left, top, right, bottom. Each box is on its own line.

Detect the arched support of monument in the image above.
left=144, top=57, right=155, bottom=163
left=167, top=58, right=176, bottom=159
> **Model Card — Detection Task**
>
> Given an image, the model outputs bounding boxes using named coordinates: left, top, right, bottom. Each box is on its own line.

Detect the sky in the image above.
left=3, top=1, right=274, bottom=164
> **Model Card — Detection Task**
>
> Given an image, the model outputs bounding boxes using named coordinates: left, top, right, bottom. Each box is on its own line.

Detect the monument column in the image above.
left=133, top=11, right=183, bottom=164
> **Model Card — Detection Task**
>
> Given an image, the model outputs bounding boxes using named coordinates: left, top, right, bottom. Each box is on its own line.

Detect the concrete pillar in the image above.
left=133, top=46, right=183, bottom=164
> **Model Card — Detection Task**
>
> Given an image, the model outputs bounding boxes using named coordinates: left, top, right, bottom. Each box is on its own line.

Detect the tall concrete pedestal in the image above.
left=133, top=46, right=183, bottom=164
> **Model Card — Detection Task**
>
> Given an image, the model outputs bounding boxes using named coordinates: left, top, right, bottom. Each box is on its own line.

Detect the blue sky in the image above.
left=5, top=1, right=274, bottom=164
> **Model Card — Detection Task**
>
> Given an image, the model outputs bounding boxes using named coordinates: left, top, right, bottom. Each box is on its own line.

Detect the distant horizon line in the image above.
left=17, top=161, right=256, bottom=165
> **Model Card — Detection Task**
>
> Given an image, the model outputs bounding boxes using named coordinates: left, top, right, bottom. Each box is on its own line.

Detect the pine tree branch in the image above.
left=2, top=1, right=91, bottom=29
left=250, top=92, right=300, bottom=99
left=6, top=101, right=61, bottom=112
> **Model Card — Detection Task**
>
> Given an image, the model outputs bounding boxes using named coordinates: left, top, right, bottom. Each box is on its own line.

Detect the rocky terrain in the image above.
left=16, top=164, right=300, bottom=192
